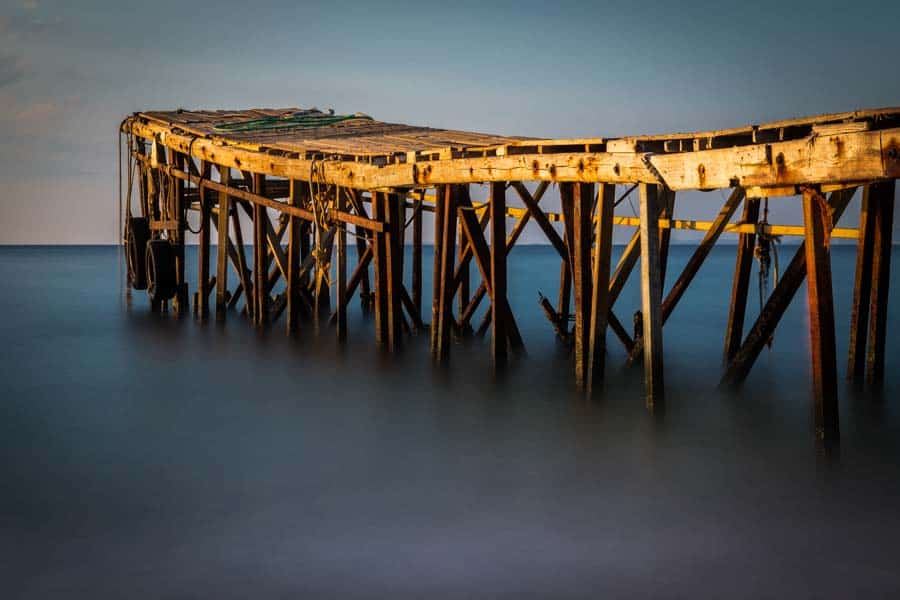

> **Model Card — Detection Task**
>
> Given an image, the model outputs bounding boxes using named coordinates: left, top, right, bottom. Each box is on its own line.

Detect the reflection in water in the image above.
left=2, top=245, right=900, bottom=597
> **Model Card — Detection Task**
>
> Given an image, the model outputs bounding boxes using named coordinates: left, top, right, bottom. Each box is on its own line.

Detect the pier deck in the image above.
left=121, top=106, right=900, bottom=448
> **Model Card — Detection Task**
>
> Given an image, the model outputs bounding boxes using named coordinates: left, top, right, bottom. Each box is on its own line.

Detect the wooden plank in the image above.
left=720, top=188, right=855, bottom=387
left=215, top=165, right=230, bottom=322
left=723, top=197, right=760, bottom=361
left=490, top=182, right=508, bottom=369
left=229, top=196, right=253, bottom=317
left=588, top=183, right=615, bottom=392
left=847, top=186, right=877, bottom=382
left=802, top=186, right=839, bottom=444
left=639, top=183, right=665, bottom=410
left=866, top=179, right=895, bottom=387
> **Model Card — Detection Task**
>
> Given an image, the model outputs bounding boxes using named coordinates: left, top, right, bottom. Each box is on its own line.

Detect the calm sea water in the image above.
left=2, top=244, right=900, bottom=598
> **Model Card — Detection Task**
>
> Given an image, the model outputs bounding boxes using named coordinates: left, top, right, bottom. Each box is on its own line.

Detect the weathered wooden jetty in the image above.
left=120, top=106, right=900, bottom=446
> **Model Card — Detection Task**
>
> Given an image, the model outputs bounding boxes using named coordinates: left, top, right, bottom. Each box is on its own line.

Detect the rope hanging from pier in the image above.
left=754, top=197, right=781, bottom=348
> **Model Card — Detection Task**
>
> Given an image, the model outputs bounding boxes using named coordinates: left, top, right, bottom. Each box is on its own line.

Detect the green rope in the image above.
left=213, top=111, right=372, bottom=133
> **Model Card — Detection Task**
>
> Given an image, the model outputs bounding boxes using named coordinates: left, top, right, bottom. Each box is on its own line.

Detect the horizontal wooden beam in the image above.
left=138, top=154, right=385, bottom=233
left=125, top=118, right=900, bottom=191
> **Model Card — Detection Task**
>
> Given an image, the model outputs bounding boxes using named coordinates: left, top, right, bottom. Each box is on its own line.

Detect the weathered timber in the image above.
left=802, top=187, right=839, bottom=444
left=720, top=188, right=856, bottom=387
left=563, top=182, right=595, bottom=389
left=723, top=197, right=760, bottom=362
left=215, top=166, right=230, bottom=322
left=587, top=183, right=616, bottom=392
left=490, top=182, right=508, bottom=369
left=866, top=180, right=895, bottom=388
left=639, top=183, right=665, bottom=410
left=336, top=187, right=348, bottom=342
left=196, top=160, right=212, bottom=320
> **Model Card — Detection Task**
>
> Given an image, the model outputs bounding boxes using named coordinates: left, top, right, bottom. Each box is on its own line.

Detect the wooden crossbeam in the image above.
left=720, top=188, right=856, bottom=387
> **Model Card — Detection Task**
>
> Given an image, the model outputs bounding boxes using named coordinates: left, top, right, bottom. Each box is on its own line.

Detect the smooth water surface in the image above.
left=2, top=245, right=900, bottom=598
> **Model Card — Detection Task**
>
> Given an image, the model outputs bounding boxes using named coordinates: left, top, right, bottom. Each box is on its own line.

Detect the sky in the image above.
left=1, top=0, right=899, bottom=244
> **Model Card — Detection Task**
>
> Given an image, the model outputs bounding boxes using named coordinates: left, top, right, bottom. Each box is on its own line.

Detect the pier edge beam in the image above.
left=638, top=183, right=665, bottom=411
left=802, top=186, right=839, bottom=444
left=866, top=179, right=896, bottom=388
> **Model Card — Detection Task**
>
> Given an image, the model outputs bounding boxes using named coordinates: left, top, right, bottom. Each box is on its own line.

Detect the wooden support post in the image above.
left=412, top=192, right=423, bottom=321
left=588, top=183, right=616, bottom=392
left=197, top=161, right=212, bottom=320
left=866, top=179, right=895, bottom=388
left=558, top=194, right=575, bottom=335
left=253, top=174, right=269, bottom=326
left=489, top=182, right=508, bottom=369
left=170, top=150, right=188, bottom=317
left=215, top=166, right=230, bottom=322
left=802, top=186, right=838, bottom=444
left=386, top=192, right=404, bottom=352
left=720, top=189, right=855, bottom=387
left=287, top=179, right=305, bottom=334
left=723, top=196, right=760, bottom=361
left=346, top=190, right=372, bottom=314
left=435, top=185, right=460, bottom=364
left=847, top=186, right=877, bottom=382
left=657, top=187, right=675, bottom=288
left=229, top=198, right=253, bottom=317
left=458, top=219, right=471, bottom=335
left=430, top=185, right=446, bottom=355
left=563, top=182, right=595, bottom=389
left=336, top=187, right=348, bottom=342
left=639, top=183, right=665, bottom=410
left=372, top=191, right=389, bottom=347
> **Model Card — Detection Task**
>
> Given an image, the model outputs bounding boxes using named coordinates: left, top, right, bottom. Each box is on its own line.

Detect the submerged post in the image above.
left=215, top=166, right=230, bottom=322
left=866, top=180, right=895, bottom=388
left=638, top=183, right=665, bottom=410
left=802, top=186, right=838, bottom=444
left=587, top=183, right=616, bottom=392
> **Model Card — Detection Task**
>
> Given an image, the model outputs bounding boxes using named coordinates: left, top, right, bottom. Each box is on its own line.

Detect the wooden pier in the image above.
left=120, top=106, right=900, bottom=446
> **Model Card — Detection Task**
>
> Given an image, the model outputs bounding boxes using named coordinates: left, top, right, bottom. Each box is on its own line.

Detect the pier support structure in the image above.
left=122, top=105, right=900, bottom=445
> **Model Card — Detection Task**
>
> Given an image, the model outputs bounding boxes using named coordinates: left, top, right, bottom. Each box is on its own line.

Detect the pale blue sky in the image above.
left=1, top=0, right=898, bottom=243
